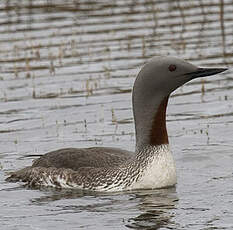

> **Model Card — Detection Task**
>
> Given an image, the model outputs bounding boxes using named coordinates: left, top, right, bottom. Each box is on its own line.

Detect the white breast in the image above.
left=129, top=145, right=177, bottom=190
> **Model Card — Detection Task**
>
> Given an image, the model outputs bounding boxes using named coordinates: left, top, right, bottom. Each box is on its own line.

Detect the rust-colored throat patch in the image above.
left=150, top=96, right=169, bottom=145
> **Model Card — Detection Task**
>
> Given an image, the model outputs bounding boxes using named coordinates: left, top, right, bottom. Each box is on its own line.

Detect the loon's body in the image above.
left=6, top=56, right=227, bottom=191
left=10, top=145, right=175, bottom=191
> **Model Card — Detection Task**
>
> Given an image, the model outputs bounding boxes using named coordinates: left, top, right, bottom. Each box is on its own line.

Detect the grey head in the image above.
left=133, top=56, right=227, bottom=151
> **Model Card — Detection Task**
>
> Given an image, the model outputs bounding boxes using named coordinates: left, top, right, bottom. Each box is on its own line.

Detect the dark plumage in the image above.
left=6, top=147, right=133, bottom=184
left=32, top=147, right=133, bottom=170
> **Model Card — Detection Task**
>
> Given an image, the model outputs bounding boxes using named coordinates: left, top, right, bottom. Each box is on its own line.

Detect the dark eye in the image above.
left=168, top=64, right=176, bottom=72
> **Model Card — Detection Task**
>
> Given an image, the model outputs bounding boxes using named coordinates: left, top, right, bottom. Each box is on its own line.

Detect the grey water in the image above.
left=0, top=0, right=233, bottom=229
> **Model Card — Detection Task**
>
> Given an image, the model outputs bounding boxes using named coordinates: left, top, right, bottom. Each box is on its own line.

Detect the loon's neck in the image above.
left=133, top=94, right=169, bottom=153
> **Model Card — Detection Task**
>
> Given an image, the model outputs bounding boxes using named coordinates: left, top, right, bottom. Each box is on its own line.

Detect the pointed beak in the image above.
left=186, top=67, right=228, bottom=79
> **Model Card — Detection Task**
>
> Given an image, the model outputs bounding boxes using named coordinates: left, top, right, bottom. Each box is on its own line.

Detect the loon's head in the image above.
left=133, top=56, right=227, bottom=150
left=134, top=56, right=227, bottom=98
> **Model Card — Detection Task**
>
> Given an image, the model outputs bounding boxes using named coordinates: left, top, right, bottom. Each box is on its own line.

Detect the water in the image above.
left=0, top=0, right=233, bottom=229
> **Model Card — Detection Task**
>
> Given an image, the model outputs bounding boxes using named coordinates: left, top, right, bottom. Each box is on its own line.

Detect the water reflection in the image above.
left=30, top=187, right=98, bottom=203
left=30, top=187, right=178, bottom=229
left=126, top=189, right=178, bottom=229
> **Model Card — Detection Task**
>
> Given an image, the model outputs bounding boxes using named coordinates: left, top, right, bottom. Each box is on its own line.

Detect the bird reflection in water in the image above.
left=125, top=188, right=178, bottom=229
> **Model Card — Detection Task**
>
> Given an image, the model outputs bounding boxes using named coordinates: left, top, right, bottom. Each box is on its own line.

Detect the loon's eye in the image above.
left=168, top=64, right=177, bottom=72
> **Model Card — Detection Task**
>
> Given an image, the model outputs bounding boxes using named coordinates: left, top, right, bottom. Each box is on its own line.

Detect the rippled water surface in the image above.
left=0, top=0, right=233, bottom=229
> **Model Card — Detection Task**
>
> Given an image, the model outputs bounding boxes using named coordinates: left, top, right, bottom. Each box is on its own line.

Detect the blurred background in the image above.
left=0, top=1, right=232, bottom=229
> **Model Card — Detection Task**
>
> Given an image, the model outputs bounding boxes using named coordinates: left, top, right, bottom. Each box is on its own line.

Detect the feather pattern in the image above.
left=7, top=145, right=176, bottom=191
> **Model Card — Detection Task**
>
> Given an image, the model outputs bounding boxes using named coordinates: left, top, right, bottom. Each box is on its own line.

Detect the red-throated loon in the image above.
left=6, top=56, right=227, bottom=191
